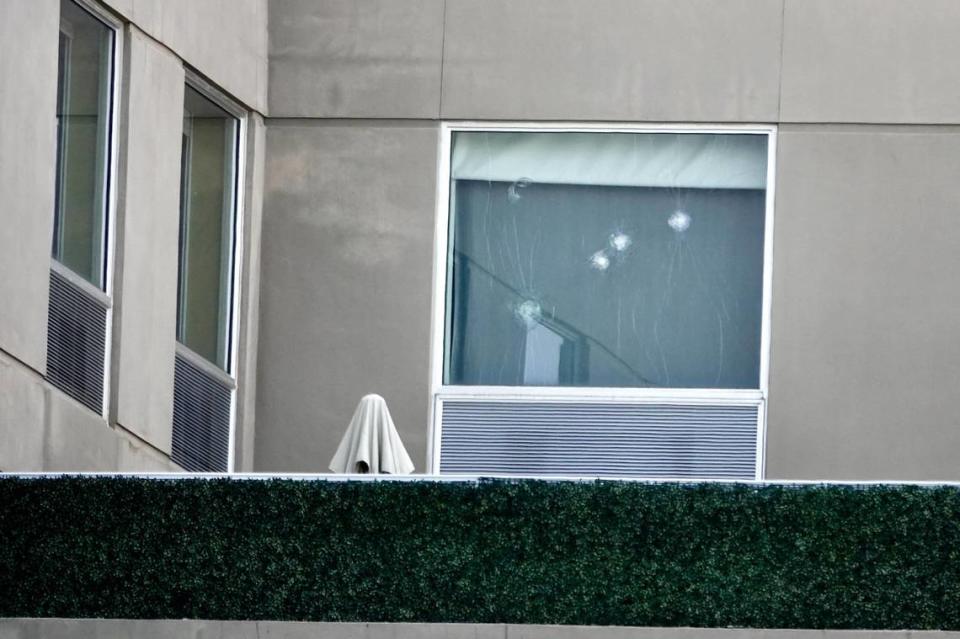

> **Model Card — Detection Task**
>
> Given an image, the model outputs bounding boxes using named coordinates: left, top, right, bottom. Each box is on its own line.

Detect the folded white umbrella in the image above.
left=328, top=394, right=415, bottom=475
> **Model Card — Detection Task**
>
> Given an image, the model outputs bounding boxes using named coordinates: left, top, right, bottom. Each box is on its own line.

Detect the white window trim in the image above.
left=178, top=69, right=248, bottom=473
left=69, top=0, right=122, bottom=297
left=426, top=121, right=778, bottom=479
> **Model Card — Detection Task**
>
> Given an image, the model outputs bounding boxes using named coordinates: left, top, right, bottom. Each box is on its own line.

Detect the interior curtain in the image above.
left=451, top=131, right=768, bottom=190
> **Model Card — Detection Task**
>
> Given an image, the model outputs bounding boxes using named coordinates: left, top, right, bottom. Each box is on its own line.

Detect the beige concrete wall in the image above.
left=440, top=0, right=782, bottom=122
left=0, top=0, right=265, bottom=473
left=102, top=0, right=268, bottom=115
left=267, top=0, right=784, bottom=122
left=6, top=0, right=960, bottom=478
left=260, top=0, right=960, bottom=479
left=255, top=121, right=438, bottom=472
left=268, top=0, right=960, bottom=125
left=0, top=350, right=179, bottom=473
left=0, top=354, right=48, bottom=471
left=0, top=0, right=59, bottom=374
left=765, top=125, right=960, bottom=481
left=3, top=620, right=960, bottom=639
left=268, top=0, right=445, bottom=118
left=0, top=0, right=265, bottom=472
left=111, top=27, right=184, bottom=454
left=102, top=3, right=267, bottom=470
left=780, top=0, right=960, bottom=124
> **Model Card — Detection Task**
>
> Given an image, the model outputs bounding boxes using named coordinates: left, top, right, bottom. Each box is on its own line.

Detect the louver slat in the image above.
left=46, top=269, right=107, bottom=413
left=439, top=400, right=759, bottom=479
left=171, top=353, right=232, bottom=472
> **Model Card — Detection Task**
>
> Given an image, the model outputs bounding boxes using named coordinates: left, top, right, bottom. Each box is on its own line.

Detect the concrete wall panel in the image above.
left=128, top=0, right=161, bottom=35
left=112, top=28, right=184, bottom=454
left=116, top=435, right=182, bottom=471
left=781, top=0, right=960, bottom=124
left=0, top=354, right=46, bottom=472
left=440, top=0, right=783, bottom=122
left=102, top=0, right=134, bottom=21
left=45, top=392, right=119, bottom=471
left=94, top=1, right=268, bottom=114
left=130, top=0, right=268, bottom=114
left=268, top=0, right=445, bottom=118
left=255, top=121, right=438, bottom=472
left=1, top=344, right=182, bottom=473
left=766, top=126, right=960, bottom=480
left=0, top=0, right=59, bottom=373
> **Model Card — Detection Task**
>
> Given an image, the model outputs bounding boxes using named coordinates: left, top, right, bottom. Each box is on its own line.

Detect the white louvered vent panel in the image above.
left=172, top=353, right=232, bottom=472
left=439, top=400, right=759, bottom=479
left=46, top=269, right=107, bottom=413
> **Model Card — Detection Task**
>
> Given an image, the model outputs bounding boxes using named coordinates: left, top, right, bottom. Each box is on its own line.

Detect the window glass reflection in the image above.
left=53, top=0, right=114, bottom=289
left=445, top=131, right=768, bottom=389
left=176, top=86, right=239, bottom=370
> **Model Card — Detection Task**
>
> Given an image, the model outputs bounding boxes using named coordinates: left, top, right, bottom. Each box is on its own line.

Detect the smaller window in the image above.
left=53, top=0, right=115, bottom=290
left=176, top=86, right=240, bottom=371
left=171, top=82, right=243, bottom=473
left=46, top=0, right=117, bottom=416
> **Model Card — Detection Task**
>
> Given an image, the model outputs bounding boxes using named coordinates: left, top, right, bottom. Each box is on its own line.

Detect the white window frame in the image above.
left=52, top=0, right=123, bottom=418
left=176, top=70, right=247, bottom=472
left=426, top=122, right=778, bottom=479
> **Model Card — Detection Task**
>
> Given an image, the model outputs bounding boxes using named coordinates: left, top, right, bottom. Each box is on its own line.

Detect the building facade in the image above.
left=3, top=0, right=960, bottom=481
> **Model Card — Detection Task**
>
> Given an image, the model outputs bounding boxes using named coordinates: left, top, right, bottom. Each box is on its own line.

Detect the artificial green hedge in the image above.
left=1, top=477, right=959, bottom=628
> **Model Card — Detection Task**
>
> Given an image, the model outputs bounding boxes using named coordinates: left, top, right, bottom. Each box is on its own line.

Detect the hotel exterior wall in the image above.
left=258, top=0, right=960, bottom=478
left=0, top=0, right=59, bottom=375
left=111, top=27, right=184, bottom=455
left=0, top=0, right=266, bottom=472
left=765, top=126, right=960, bottom=481
left=255, top=121, right=438, bottom=472
left=5, top=0, right=960, bottom=477
left=0, top=349, right=179, bottom=472
left=267, top=0, right=445, bottom=119
left=267, top=0, right=960, bottom=125
left=780, top=0, right=960, bottom=124
left=96, top=0, right=268, bottom=114
left=439, top=0, right=782, bottom=122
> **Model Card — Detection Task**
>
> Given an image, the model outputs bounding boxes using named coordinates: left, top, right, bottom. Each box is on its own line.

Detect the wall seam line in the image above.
left=437, top=0, right=448, bottom=119
left=125, top=23, right=267, bottom=118
left=261, top=117, right=960, bottom=128
left=111, top=421, right=179, bottom=466
left=0, top=347, right=46, bottom=381
left=776, top=0, right=787, bottom=122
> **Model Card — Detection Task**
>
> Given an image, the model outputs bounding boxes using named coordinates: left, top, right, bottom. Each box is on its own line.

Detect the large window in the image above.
left=444, top=129, right=769, bottom=389
left=432, top=125, right=775, bottom=479
left=53, top=0, right=114, bottom=289
left=176, top=85, right=240, bottom=371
